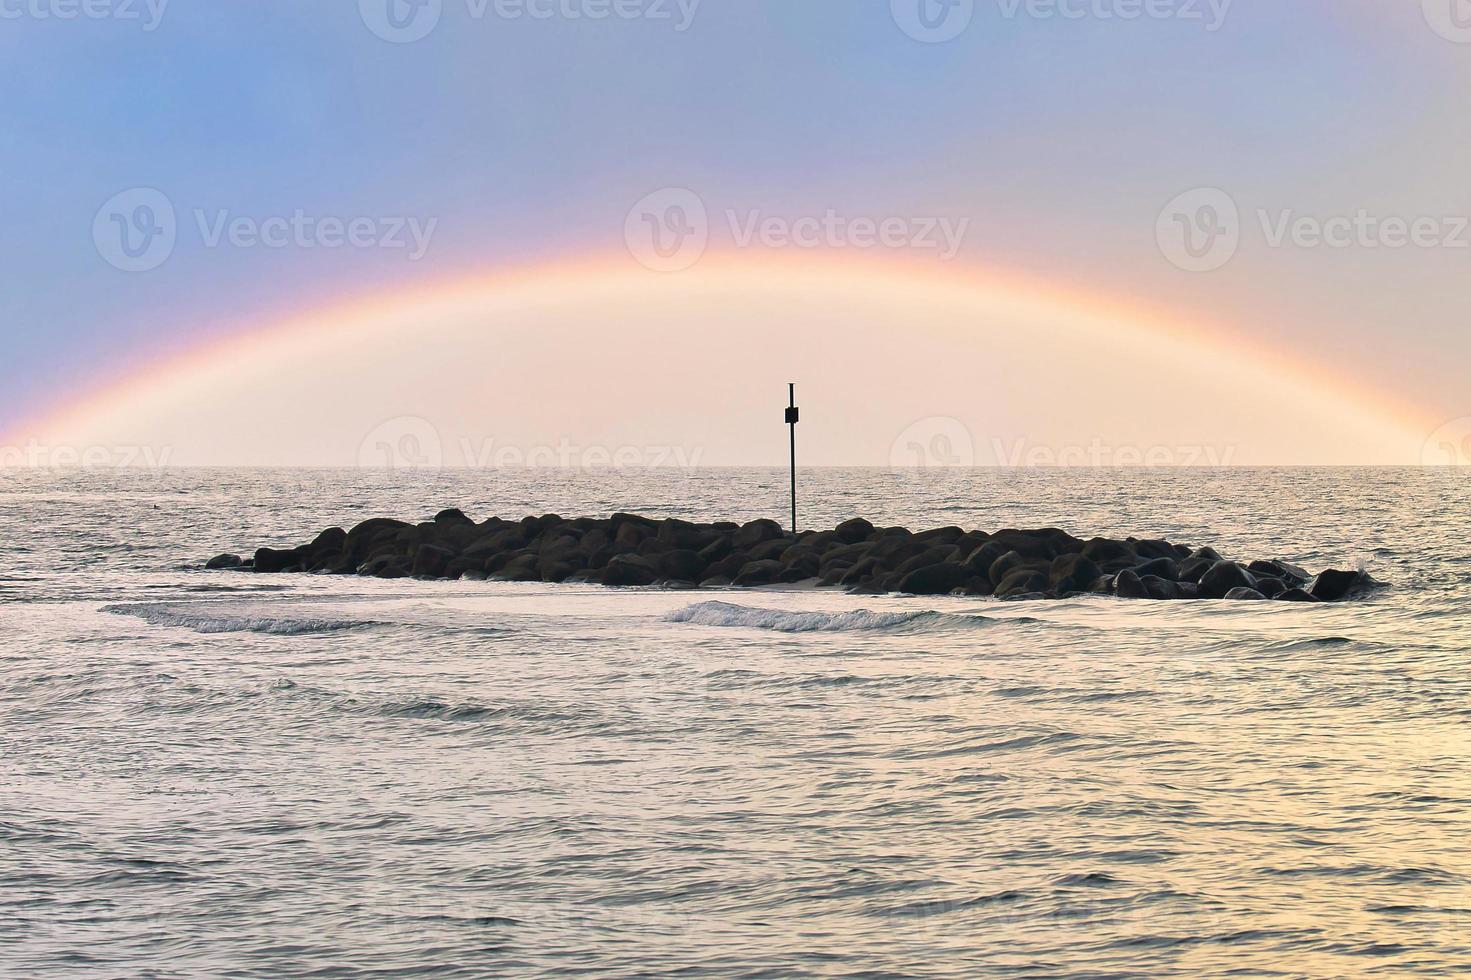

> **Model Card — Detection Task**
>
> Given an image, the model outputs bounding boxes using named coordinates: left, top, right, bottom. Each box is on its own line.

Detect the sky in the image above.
left=3, top=0, right=1471, bottom=466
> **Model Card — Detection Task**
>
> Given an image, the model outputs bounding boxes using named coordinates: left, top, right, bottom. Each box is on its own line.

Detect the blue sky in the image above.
left=4, top=0, right=1470, bottom=444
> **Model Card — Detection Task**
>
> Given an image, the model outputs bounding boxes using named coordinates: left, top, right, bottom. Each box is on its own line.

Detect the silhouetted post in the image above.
left=785, top=384, right=799, bottom=533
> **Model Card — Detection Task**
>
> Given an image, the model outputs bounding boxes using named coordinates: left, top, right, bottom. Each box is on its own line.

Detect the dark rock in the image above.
left=1250, top=559, right=1311, bottom=585
left=697, top=536, right=733, bottom=563
left=834, top=517, right=876, bottom=544
left=1081, top=537, right=1134, bottom=564
left=894, top=546, right=959, bottom=578
left=914, top=525, right=965, bottom=545
left=602, top=555, right=659, bottom=587
left=253, top=547, right=303, bottom=574
left=1277, top=588, right=1318, bottom=603
left=996, top=568, right=1049, bottom=598
left=1199, top=561, right=1257, bottom=599
left=206, top=553, right=243, bottom=570
left=1130, top=538, right=1178, bottom=561
left=898, top=562, right=969, bottom=596
left=412, top=544, right=455, bottom=578
left=1115, top=568, right=1149, bottom=599
left=699, top=575, right=733, bottom=588
left=1255, top=577, right=1287, bottom=599
left=748, top=539, right=791, bottom=563
left=435, top=508, right=473, bottom=525
left=1178, top=557, right=1215, bottom=583
left=1224, top=587, right=1267, bottom=601
left=1310, top=569, right=1365, bottom=602
left=657, top=549, right=705, bottom=582
left=1142, top=575, right=1180, bottom=600
left=1050, top=554, right=1103, bottom=593
left=839, top=557, right=881, bottom=588
left=1131, top=557, right=1180, bottom=581
left=733, top=519, right=785, bottom=549
left=732, top=559, right=785, bottom=587
left=989, top=551, right=1047, bottom=586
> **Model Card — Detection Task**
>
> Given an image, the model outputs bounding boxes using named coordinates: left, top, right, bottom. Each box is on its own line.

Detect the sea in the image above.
left=2, top=466, right=1469, bottom=978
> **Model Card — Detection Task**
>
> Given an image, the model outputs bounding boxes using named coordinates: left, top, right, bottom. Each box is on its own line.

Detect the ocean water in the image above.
left=3, top=466, right=1470, bottom=978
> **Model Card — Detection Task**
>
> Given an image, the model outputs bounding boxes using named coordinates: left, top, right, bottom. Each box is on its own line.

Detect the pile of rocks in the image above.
left=208, top=511, right=1374, bottom=602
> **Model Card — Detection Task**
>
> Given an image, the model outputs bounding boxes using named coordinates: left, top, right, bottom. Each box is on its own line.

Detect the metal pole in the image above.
left=786, top=384, right=798, bottom=533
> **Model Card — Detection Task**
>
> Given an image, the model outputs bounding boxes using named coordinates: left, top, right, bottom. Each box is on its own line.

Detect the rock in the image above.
left=894, top=546, right=959, bottom=578
left=1178, top=557, right=1216, bottom=583
left=898, top=562, right=969, bottom=596
left=1142, top=576, right=1180, bottom=600
left=1050, top=554, right=1103, bottom=593
left=1081, top=537, right=1134, bottom=564
left=1224, top=587, right=1267, bottom=601
left=435, top=508, right=473, bottom=525
left=1250, top=559, right=1311, bottom=585
left=1276, top=588, right=1318, bottom=603
left=227, top=514, right=1378, bottom=603
left=602, top=555, right=659, bottom=587
left=1199, top=561, right=1257, bottom=599
left=1130, top=538, right=1179, bottom=561
left=733, top=519, right=785, bottom=549
left=914, top=525, right=965, bottom=545
left=989, top=550, right=1043, bottom=586
left=658, top=549, right=706, bottom=582
left=253, top=547, right=303, bottom=573
left=1255, top=577, right=1288, bottom=599
left=1114, top=568, right=1149, bottom=599
left=1131, top=557, right=1180, bottom=581
left=834, top=517, right=875, bottom=544
left=839, top=557, right=881, bottom=588
left=412, top=544, right=455, bottom=578
left=995, top=568, right=1049, bottom=598
left=1310, top=569, right=1365, bottom=602
left=698, top=575, right=733, bottom=588
left=698, top=536, right=733, bottom=563
left=732, top=559, right=784, bottom=587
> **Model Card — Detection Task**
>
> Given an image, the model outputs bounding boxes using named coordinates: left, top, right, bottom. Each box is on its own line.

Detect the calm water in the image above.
left=3, top=467, right=1470, bottom=978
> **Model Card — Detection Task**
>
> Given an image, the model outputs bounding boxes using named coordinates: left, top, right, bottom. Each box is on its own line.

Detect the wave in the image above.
left=105, top=602, right=380, bottom=636
left=663, top=600, right=1002, bottom=634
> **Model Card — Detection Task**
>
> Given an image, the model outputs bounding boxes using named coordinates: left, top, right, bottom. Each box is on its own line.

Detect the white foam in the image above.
left=664, top=600, right=975, bottom=634
left=106, top=603, right=375, bottom=636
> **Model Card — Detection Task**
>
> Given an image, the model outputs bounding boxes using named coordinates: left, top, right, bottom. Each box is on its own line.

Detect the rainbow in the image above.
left=5, top=250, right=1435, bottom=458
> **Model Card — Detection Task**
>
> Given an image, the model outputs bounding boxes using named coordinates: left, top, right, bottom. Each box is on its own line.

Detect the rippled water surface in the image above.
left=3, top=467, right=1471, bottom=978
